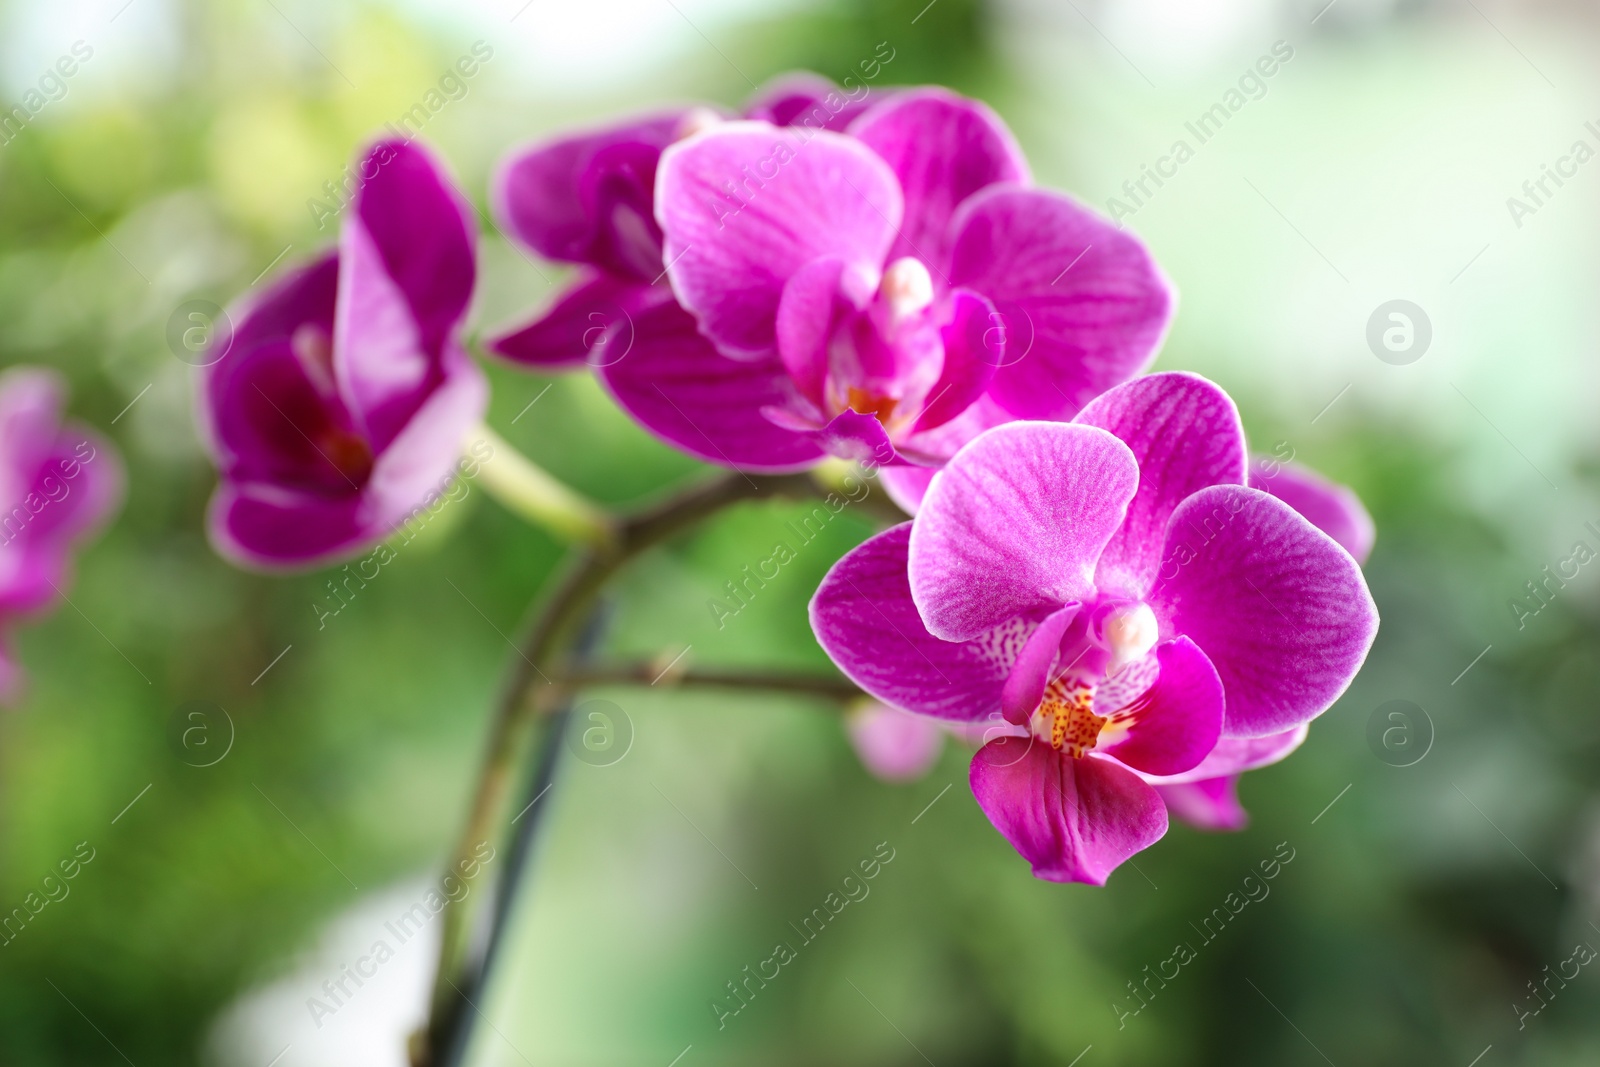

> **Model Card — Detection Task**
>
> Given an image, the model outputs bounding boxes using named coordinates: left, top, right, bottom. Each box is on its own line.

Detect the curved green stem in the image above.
left=469, top=422, right=617, bottom=550
left=419, top=469, right=823, bottom=1064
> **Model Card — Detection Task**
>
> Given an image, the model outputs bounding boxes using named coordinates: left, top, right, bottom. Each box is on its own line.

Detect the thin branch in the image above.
left=421, top=468, right=823, bottom=1063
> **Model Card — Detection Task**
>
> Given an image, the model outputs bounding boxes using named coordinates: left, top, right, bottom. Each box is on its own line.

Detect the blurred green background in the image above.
left=2, top=0, right=1599, bottom=1063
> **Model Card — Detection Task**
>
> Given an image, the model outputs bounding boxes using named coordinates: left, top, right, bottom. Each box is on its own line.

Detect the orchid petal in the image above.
left=970, top=742, right=1167, bottom=885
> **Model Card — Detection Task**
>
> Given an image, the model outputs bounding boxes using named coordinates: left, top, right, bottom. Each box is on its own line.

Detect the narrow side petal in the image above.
left=909, top=422, right=1138, bottom=642
left=999, top=603, right=1079, bottom=725
left=1251, top=458, right=1375, bottom=564
left=1156, top=777, right=1248, bottom=832
left=487, top=273, right=653, bottom=370
left=949, top=186, right=1172, bottom=420
left=849, top=88, right=1029, bottom=270
left=1143, top=725, right=1308, bottom=786
left=970, top=742, right=1167, bottom=885
left=598, top=298, right=825, bottom=472
left=346, top=140, right=475, bottom=355
left=1096, top=636, right=1224, bottom=777
left=809, top=524, right=1014, bottom=722
left=1150, top=486, right=1379, bottom=738
left=656, top=122, right=902, bottom=359
left=1076, top=372, right=1247, bottom=598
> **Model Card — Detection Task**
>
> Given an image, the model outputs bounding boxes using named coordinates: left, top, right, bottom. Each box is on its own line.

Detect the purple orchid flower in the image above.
left=198, top=140, right=487, bottom=569
left=491, top=81, right=1171, bottom=474
left=487, top=73, right=883, bottom=373
left=810, top=372, right=1378, bottom=884
left=846, top=698, right=948, bottom=782
left=0, top=368, right=123, bottom=703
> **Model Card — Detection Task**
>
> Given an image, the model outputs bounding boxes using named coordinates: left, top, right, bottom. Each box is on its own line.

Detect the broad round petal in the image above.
left=656, top=122, right=902, bottom=359
left=809, top=523, right=1016, bottom=722
left=1251, top=458, right=1375, bottom=564
left=1096, top=636, right=1224, bottom=777
left=492, top=112, right=683, bottom=280
left=970, top=742, right=1167, bottom=885
left=1149, top=486, right=1379, bottom=738
left=849, top=88, right=1029, bottom=271
left=948, top=186, right=1172, bottom=420
left=909, top=422, right=1138, bottom=642
left=599, top=297, right=824, bottom=472
left=1076, top=372, right=1247, bottom=598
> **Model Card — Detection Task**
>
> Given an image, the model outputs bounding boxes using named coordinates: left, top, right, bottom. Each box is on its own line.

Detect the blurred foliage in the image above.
left=0, top=1, right=1596, bottom=1066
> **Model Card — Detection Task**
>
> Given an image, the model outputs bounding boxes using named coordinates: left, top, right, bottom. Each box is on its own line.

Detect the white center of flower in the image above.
left=879, top=257, right=934, bottom=322
left=675, top=107, right=723, bottom=140
left=1102, top=602, right=1158, bottom=675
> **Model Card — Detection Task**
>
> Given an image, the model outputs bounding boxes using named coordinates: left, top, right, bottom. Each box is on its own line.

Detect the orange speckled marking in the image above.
left=1032, top=679, right=1107, bottom=758
left=845, top=387, right=899, bottom=426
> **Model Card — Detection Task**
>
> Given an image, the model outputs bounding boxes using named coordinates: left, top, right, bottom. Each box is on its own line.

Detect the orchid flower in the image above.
left=810, top=373, right=1378, bottom=884
left=197, top=140, right=487, bottom=569
left=491, top=80, right=1171, bottom=474
left=0, top=368, right=122, bottom=702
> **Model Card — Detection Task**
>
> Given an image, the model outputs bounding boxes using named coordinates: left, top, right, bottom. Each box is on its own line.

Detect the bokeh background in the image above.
left=2, top=0, right=1600, bottom=1063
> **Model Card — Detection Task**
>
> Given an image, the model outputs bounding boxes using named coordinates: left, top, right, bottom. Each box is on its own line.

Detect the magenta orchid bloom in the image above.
left=487, top=74, right=881, bottom=372
left=811, top=372, right=1378, bottom=884
left=0, top=368, right=123, bottom=702
left=491, top=80, right=1171, bottom=474
left=198, top=140, right=487, bottom=569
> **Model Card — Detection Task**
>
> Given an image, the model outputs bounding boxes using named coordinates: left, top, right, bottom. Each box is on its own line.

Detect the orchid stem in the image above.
left=419, top=469, right=825, bottom=1065
left=470, top=422, right=617, bottom=551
